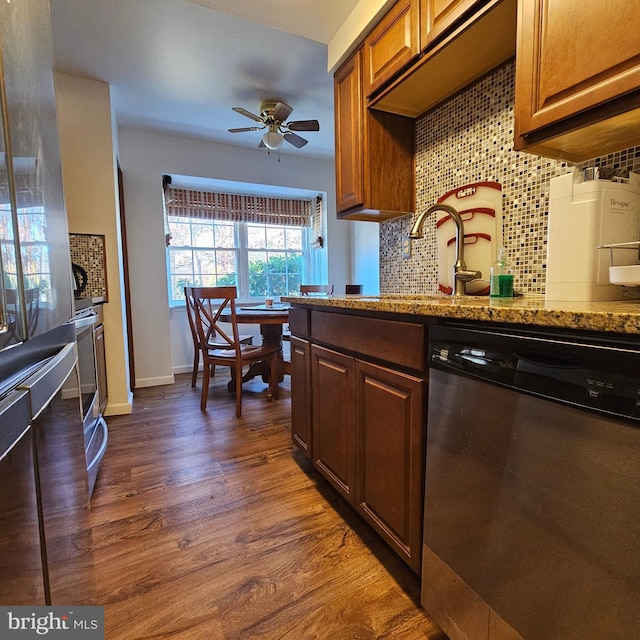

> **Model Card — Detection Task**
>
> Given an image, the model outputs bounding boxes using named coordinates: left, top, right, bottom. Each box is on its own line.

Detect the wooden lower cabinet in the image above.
left=299, top=333, right=426, bottom=573
left=311, top=345, right=355, bottom=504
left=355, top=360, right=425, bottom=573
left=290, top=336, right=312, bottom=457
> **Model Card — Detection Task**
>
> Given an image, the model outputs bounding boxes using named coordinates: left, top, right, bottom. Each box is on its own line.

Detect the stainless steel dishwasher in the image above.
left=422, top=323, right=640, bottom=640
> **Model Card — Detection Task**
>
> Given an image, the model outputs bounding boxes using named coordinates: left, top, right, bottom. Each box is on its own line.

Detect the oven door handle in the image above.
left=87, top=417, right=108, bottom=473
left=72, top=313, right=98, bottom=330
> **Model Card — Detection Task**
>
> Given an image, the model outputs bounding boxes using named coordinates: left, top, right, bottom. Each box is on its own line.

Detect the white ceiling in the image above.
left=49, top=0, right=361, bottom=161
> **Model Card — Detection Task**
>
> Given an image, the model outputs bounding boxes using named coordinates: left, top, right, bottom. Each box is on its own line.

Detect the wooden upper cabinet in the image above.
left=334, top=49, right=364, bottom=213
left=334, top=47, right=415, bottom=221
left=371, top=0, right=517, bottom=118
left=364, top=0, right=420, bottom=98
left=420, top=0, right=483, bottom=50
left=514, top=0, right=640, bottom=160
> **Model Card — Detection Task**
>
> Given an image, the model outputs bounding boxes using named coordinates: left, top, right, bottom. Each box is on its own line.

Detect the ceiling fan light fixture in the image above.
left=262, top=126, right=284, bottom=150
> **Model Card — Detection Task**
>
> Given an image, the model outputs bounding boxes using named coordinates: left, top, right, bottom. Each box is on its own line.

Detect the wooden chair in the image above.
left=186, top=286, right=279, bottom=414
left=184, top=286, right=253, bottom=387
left=300, top=284, right=334, bottom=296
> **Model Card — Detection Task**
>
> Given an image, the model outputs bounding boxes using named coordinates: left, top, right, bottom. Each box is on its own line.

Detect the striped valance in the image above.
left=165, top=188, right=314, bottom=227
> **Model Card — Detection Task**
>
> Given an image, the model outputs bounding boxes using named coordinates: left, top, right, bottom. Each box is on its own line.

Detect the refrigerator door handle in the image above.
left=17, top=342, right=77, bottom=419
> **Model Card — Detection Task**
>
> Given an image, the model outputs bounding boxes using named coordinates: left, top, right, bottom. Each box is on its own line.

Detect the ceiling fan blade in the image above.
left=228, top=126, right=263, bottom=133
left=283, top=131, right=308, bottom=148
left=273, top=101, right=293, bottom=123
left=232, top=107, right=264, bottom=123
left=286, top=119, right=320, bottom=132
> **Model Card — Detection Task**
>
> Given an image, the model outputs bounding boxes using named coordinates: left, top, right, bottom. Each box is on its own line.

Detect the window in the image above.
left=164, top=186, right=322, bottom=305
left=0, top=203, right=51, bottom=301
left=166, top=216, right=309, bottom=305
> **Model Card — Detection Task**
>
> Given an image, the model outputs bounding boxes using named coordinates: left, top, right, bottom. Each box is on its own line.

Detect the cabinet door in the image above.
left=364, top=0, right=420, bottom=97
left=420, top=0, right=481, bottom=50
left=311, top=345, right=355, bottom=505
left=94, top=323, right=108, bottom=414
left=290, top=336, right=312, bottom=458
left=514, top=0, right=640, bottom=155
left=355, top=360, right=425, bottom=573
left=334, top=48, right=364, bottom=213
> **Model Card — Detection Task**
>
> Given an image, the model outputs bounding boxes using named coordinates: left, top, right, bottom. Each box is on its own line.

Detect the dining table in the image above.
left=222, top=303, right=290, bottom=385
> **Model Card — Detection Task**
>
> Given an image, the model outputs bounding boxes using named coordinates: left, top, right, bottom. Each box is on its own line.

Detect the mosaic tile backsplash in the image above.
left=69, top=233, right=108, bottom=300
left=380, top=60, right=640, bottom=295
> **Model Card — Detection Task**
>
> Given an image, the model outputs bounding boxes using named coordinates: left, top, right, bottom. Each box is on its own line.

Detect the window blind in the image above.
left=165, top=188, right=313, bottom=227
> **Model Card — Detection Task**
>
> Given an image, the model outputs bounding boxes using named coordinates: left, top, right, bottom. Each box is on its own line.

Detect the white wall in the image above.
left=55, top=72, right=133, bottom=415
left=116, top=127, right=348, bottom=384
left=351, top=222, right=380, bottom=295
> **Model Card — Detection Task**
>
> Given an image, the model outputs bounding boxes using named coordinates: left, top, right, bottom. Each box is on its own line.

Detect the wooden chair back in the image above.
left=185, top=286, right=279, bottom=413
left=187, top=286, right=241, bottom=355
left=185, top=286, right=254, bottom=387
left=299, top=284, right=334, bottom=296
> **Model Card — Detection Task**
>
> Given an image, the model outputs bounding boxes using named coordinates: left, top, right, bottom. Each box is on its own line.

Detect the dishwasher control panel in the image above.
left=430, top=324, right=640, bottom=424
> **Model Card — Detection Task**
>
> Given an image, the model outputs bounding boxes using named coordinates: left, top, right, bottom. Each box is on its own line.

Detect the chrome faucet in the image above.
left=409, top=203, right=481, bottom=296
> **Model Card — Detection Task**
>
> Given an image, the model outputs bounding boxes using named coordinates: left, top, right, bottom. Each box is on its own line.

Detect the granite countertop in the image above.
left=281, top=294, right=640, bottom=335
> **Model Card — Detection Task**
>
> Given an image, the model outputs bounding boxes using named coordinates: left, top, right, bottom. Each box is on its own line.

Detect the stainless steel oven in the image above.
left=423, top=323, right=640, bottom=640
left=74, top=308, right=108, bottom=495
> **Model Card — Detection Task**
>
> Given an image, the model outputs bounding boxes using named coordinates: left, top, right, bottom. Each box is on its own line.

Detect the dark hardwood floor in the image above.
left=90, top=371, right=446, bottom=639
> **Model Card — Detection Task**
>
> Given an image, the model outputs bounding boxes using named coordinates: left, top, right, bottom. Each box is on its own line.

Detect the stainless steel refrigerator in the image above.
left=0, top=0, right=96, bottom=605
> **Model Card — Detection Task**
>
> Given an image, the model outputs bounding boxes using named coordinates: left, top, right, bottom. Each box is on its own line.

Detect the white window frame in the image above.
left=166, top=217, right=311, bottom=306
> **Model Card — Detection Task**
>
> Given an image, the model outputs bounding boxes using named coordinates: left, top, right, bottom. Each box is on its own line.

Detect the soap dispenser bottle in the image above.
left=490, top=247, right=514, bottom=297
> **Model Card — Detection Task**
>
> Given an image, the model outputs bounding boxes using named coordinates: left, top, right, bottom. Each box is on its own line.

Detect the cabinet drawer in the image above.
left=311, top=311, right=425, bottom=371
left=288, top=307, right=310, bottom=337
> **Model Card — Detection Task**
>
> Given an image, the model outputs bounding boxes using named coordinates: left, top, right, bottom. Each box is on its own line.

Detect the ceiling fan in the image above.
left=228, top=99, right=320, bottom=150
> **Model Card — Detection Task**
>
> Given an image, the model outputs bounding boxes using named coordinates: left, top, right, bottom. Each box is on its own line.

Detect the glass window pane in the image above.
left=168, top=219, right=191, bottom=246
left=248, top=251, right=267, bottom=296
left=170, top=249, right=193, bottom=275
left=287, top=252, right=303, bottom=275
left=287, top=274, right=302, bottom=295
left=265, top=227, right=285, bottom=249
left=217, top=272, right=237, bottom=287
left=171, top=275, right=192, bottom=302
left=215, top=250, right=237, bottom=275
left=269, top=273, right=286, bottom=296
left=285, top=228, right=303, bottom=250
left=247, top=224, right=265, bottom=249
left=214, top=222, right=235, bottom=248
left=193, top=249, right=217, bottom=278
left=192, top=223, right=214, bottom=247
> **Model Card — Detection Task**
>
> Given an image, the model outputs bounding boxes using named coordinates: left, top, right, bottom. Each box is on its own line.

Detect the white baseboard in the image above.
left=135, top=374, right=175, bottom=388
left=104, top=391, right=134, bottom=416
left=172, top=364, right=193, bottom=375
